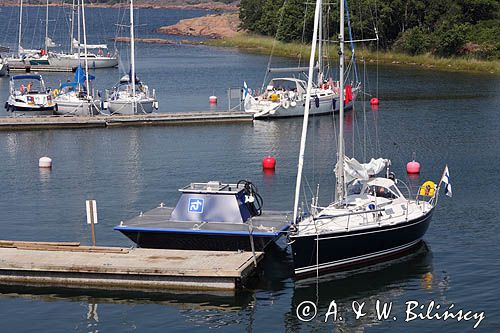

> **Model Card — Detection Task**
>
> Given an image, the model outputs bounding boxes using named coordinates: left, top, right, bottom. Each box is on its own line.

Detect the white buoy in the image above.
left=39, top=156, right=52, bottom=168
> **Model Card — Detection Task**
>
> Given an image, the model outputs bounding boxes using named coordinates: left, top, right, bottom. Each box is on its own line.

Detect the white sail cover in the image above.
left=343, top=157, right=390, bottom=182
left=46, top=37, right=57, bottom=48
left=72, top=38, right=107, bottom=50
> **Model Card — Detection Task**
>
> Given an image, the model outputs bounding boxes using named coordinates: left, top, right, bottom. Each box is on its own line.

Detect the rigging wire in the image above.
left=261, top=0, right=290, bottom=91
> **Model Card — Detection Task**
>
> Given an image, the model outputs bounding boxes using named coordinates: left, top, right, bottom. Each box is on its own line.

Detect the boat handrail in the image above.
left=314, top=207, right=385, bottom=220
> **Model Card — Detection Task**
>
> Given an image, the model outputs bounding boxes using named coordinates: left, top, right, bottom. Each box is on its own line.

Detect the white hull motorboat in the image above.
left=5, top=74, right=56, bottom=115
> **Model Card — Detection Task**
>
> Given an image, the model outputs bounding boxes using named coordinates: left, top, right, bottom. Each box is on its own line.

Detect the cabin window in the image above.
left=366, top=185, right=397, bottom=199
left=270, top=80, right=297, bottom=91
left=347, top=180, right=363, bottom=195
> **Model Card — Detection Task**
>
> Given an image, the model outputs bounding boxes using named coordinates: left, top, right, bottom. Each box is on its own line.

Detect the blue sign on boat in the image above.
left=188, top=198, right=204, bottom=213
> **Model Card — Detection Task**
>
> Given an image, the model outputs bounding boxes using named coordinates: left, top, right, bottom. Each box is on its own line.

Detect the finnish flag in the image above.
left=243, top=81, right=251, bottom=107
left=243, top=81, right=249, bottom=98
left=441, top=166, right=452, bottom=197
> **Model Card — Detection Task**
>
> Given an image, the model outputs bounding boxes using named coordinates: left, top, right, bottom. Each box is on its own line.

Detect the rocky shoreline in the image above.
left=157, top=13, right=240, bottom=39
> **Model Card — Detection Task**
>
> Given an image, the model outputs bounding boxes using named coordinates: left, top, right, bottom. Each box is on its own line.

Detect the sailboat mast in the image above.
left=17, top=0, right=23, bottom=57
left=70, top=0, right=75, bottom=54
left=80, top=0, right=90, bottom=98
left=317, top=4, right=323, bottom=84
left=130, top=0, right=136, bottom=110
left=77, top=0, right=81, bottom=55
left=336, top=0, right=346, bottom=202
left=45, top=0, right=49, bottom=53
left=292, top=0, right=322, bottom=225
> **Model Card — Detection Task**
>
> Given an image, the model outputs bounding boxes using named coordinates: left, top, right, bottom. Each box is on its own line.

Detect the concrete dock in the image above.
left=0, top=112, right=253, bottom=131
left=0, top=240, right=262, bottom=291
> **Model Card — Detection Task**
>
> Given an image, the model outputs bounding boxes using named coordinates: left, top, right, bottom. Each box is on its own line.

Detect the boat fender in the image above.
left=315, top=95, right=320, bottom=108
left=282, top=99, right=290, bottom=109
left=368, top=203, right=376, bottom=210
left=419, top=181, right=436, bottom=197
left=54, top=103, right=58, bottom=112
left=4, top=102, right=8, bottom=110
left=290, top=101, right=297, bottom=107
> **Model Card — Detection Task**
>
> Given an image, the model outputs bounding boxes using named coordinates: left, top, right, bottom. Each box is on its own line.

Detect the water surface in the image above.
left=0, top=6, right=499, bottom=333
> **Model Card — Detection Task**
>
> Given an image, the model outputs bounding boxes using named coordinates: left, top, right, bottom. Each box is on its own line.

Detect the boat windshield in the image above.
left=365, top=185, right=399, bottom=199
left=12, top=78, right=44, bottom=95
left=269, top=79, right=298, bottom=92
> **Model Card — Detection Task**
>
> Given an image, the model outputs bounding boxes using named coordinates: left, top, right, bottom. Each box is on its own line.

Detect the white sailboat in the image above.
left=243, top=3, right=360, bottom=119
left=107, top=0, right=158, bottom=115
left=288, top=0, right=446, bottom=277
left=8, top=0, right=118, bottom=71
left=54, top=0, right=100, bottom=116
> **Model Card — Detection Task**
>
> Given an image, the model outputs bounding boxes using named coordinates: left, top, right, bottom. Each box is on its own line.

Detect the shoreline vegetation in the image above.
left=156, top=13, right=498, bottom=74
left=205, top=34, right=500, bottom=74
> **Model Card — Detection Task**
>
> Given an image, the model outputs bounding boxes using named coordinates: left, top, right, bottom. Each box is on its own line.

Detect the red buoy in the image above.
left=370, top=97, right=379, bottom=105
left=209, top=95, right=217, bottom=104
left=406, top=160, right=421, bottom=174
left=262, top=156, right=276, bottom=170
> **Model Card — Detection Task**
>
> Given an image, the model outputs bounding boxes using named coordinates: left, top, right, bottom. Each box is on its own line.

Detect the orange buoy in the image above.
left=370, top=97, right=379, bottom=105
left=406, top=160, right=421, bottom=174
left=209, top=95, right=217, bottom=104
left=262, top=156, right=276, bottom=170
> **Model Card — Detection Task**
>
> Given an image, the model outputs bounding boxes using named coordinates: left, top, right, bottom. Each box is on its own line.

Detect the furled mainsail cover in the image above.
left=342, top=157, right=390, bottom=182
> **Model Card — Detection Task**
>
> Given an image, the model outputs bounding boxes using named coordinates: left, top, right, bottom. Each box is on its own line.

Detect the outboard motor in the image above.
left=237, top=179, right=263, bottom=217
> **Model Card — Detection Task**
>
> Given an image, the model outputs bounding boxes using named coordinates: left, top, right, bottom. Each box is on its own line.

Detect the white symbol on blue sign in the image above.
left=188, top=198, right=204, bottom=213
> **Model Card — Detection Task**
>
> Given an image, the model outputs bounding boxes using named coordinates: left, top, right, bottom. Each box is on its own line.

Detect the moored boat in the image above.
left=244, top=77, right=358, bottom=118
left=115, top=181, right=291, bottom=251
left=4, top=74, right=56, bottom=115
left=288, top=0, right=449, bottom=277
left=106, top=0, right=158, bottom=115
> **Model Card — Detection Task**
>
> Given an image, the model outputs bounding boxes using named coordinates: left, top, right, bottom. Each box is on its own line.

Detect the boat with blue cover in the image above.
left=115, top=181, right=291, bottom=251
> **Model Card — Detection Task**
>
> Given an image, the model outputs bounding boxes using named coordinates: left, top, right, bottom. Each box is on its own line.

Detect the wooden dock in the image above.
left=0, top=240, right=262, bottom=291
left=8, top=65, right=74, bottom=73
left=0, top=112, right=253, bottom=131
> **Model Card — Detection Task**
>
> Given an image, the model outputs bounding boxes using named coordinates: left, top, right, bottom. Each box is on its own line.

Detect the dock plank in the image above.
left=0, top=246, right=262, bottom=291
left=0, top=112, right=253, bottom=131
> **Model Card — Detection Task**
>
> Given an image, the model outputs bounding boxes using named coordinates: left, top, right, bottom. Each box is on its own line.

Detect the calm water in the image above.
left=0, top=6, right=499, bottom=333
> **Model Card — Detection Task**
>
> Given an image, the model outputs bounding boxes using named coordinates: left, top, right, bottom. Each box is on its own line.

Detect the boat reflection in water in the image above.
left=0, top=284, right=258, bottom=331
left=285, top=242, right=441, bottom=332
left=0, top=242, right=445, bottom=332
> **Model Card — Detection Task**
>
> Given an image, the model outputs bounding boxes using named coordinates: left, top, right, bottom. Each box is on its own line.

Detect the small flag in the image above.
left=243, top=81, right=252, bottom=108
left=441, top=166, right=452, bottom=197
left=243, top=81, right=249, bottom=98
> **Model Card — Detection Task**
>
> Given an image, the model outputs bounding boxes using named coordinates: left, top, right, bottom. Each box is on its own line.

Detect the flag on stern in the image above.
left=243, top=81, right=251, bottom=107
left=441, top=165, right=452, bottom=197
left=243, top=81, right=249, bottom=98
